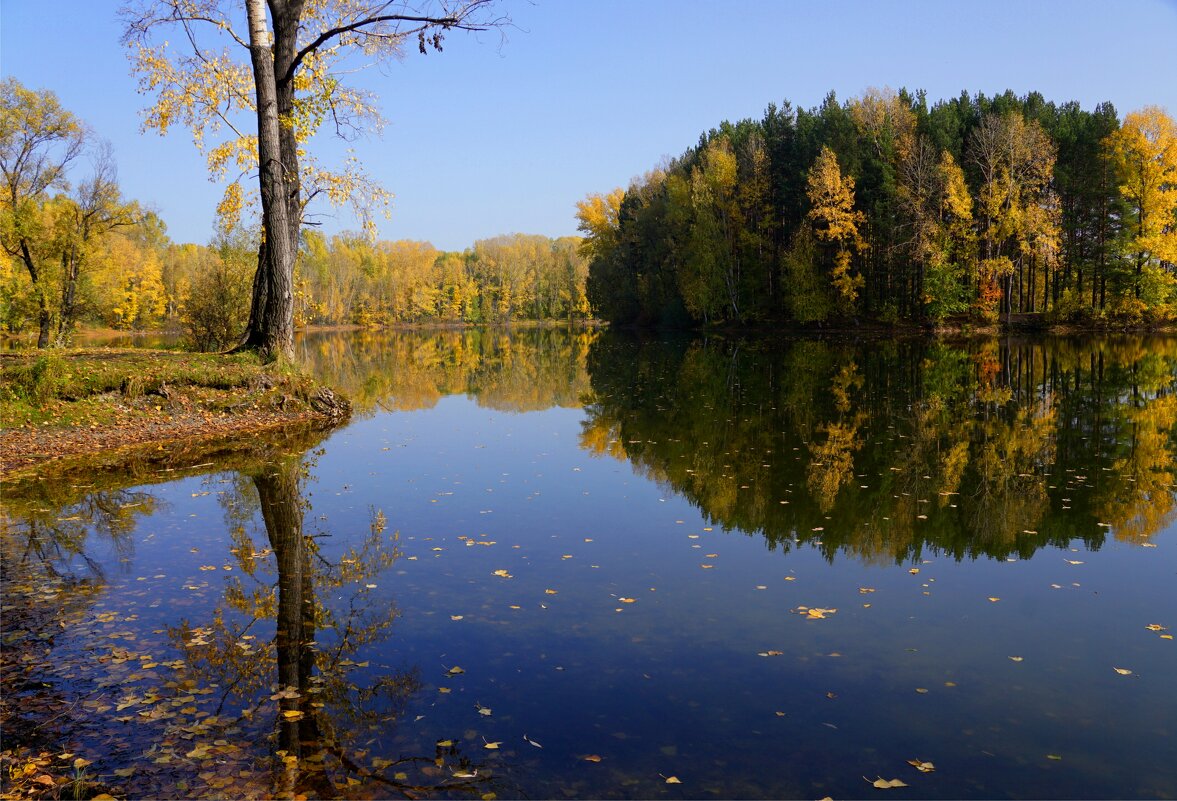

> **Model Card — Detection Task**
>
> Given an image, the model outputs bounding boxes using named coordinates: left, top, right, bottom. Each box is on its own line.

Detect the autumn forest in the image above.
left=6, top=84, right=1176, bottom=344
left=577, top=88, right=1177, bottom=329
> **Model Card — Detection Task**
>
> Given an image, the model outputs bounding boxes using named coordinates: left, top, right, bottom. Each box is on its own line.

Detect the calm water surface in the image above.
left=2, top=329, right=1174, bottom=799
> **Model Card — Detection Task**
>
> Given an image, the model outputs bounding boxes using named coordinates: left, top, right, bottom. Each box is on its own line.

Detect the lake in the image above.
left=2, top=329, right=1174, bottom=799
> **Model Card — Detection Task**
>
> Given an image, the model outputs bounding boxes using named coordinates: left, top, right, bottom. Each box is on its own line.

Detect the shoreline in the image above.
left=0, top=348, right=350, bottom=482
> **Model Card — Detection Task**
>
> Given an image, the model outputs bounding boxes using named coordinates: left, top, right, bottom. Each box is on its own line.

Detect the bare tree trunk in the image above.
left=19, top=240, right=52, bottom=348
left=243, top=0, right=296, bottom=362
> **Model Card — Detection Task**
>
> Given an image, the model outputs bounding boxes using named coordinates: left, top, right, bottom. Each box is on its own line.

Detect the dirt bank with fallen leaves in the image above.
left=0, top=348, right=350, bottom=480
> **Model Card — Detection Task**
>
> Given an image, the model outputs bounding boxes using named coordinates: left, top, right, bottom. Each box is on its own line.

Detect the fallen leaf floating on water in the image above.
left=1009, top=656, right=1024, bottom=662
left=1113, top=667, right=1133, bottom=675
left=483, top=741, right=501, bottom=750
left=907, top=759, right=935, bottom=773
left=476, top=704, right=493, bottom=716
left=583, top=754, right=602, bottom=762
left=664, top=776, right=682, bottom=784
left=450, top=615, right=464, bottom=621
left=795, top=606, right=837, bottom=619
left=868, top=777, right=909, bottom=789
left=915, top=688, right=929, bottom=694
left=447, top=666, right=465, bottom=675
left=618, top=597, right=636, bottom=604
left=524, top=734, right=543, bottom=748
left=909, top=568, right=920, bottom=575
left=544, top=589, right=558, bottom=595
left=492, top=569, right=512, bottom=578
left=1145, top=624, right=1167, bottom=631
left=988, top=597, right=1000, bottom=602
left=758, top=650, right=784, bottom=657
left=1064, top=559, right=1084, bottom=565
left=1047, top=754, right=1063, bottom=760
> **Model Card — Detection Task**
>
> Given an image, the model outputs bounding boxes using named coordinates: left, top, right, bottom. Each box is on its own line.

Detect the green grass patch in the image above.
left=0, top=348, right=314, bottom=427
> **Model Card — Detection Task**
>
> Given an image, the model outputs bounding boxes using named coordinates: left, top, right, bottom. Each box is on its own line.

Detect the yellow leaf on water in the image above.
left=1113, top=667, right=1132, bottom=675
left=909, top=568, right=920, bottom=575
left=868, top=776, right=909, bottom=789
left=281, top=710, right=304, bottom=720
left=906, top=759, right=935, bottom=773
left=988, top=597, right=1000, bottom=602
left=665, top=776, right=681, bottom=784
left=1009, top=656, right=1024, bottom=662
left=544, top=589, right=558, bottom=595
left=483, top=742, right=501, bottom=750
left=447, top=666, right=465, bottom=675
left=618, top=597, right=636, bottom=603
left=436, top=740, right=454, bottom=748
left=1145, top=624, right=1166, bottom=631
left=451, top=615, right=464, bottom=621
left=915, top=688, right=929, bottom=694
left=1047, top=754, right=1062, bottom=760
left=583, top=754, right=602, bottom=762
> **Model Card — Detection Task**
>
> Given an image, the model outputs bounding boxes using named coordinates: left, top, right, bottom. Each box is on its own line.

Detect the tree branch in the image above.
left=285, top=4, right=503, bottom=85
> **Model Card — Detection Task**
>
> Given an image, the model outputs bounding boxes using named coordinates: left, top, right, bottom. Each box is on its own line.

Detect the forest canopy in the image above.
left=577, top=88, right=1177, bottom=328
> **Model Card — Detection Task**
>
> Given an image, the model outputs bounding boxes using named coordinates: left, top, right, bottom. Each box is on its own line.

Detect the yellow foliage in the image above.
left=1105, top=106, right=1177, bottom=268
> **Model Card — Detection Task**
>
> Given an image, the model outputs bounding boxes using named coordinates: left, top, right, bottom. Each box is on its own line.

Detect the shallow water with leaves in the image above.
left=2, top=329, right=1174, bottom=799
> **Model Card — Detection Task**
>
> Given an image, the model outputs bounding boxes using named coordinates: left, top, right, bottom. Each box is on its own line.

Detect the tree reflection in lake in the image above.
left=581, top=333, right=1177, bottom=562
left=0, top=432, right=503, bottom=799
left=296, top=326, right=596, bottom=414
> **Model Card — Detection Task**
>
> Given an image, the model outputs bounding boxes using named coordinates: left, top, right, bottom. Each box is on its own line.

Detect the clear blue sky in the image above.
left=2, top=0, right=1176, bottom=251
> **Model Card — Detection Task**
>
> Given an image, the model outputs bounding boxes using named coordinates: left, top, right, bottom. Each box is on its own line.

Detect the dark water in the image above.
left=2, top=329, right=1174, bottom=799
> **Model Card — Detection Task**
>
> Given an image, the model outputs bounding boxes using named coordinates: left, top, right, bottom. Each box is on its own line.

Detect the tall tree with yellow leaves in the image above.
left=123, top=1, right=509, bottom=361
left=0, top=78, right=87, bottom=347
left=805, top=146, right=867, bottom=316
left=1104, top=107, right=1177, bottom=298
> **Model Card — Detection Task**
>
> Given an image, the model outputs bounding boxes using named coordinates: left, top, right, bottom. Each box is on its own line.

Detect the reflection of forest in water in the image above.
left=580, top=334, right=1177, bottom=562
left=295, top=327, right=596, bottom=413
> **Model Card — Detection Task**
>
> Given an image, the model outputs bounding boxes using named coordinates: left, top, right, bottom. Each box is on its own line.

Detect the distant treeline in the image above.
left=576, top=88, right=1177, bottom=328
left=3, top=226, right=590, bottom=348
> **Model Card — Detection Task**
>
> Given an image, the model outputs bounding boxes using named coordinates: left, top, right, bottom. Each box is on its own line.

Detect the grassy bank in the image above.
left=0, top=348, right=350, bottom=479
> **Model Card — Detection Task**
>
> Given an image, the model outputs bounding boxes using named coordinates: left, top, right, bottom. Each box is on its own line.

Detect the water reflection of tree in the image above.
left=582, top=332, right=1177, bottom=562
left=295, top=327, right=597, bottom=415
left=170, top=454, right=500, bottom=799
left=0, top=486, right=154, bottom=760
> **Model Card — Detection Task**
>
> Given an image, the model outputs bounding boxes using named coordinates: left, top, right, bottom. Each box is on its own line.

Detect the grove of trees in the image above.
left=578, top=88, right=1177, bottom=328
